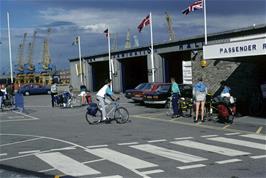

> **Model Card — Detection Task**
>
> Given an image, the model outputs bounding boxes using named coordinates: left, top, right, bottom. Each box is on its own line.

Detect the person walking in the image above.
left=50, top=81, right=58, bottom=107
left=171, top=77, right=181, bottom=118
left=193, top=77, right=208, bottom=122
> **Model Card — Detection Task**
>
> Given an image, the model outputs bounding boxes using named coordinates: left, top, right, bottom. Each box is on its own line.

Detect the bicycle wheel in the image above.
left=114, top=107, right=129, bottom=124
left=85, top=109, right=102, bottom=124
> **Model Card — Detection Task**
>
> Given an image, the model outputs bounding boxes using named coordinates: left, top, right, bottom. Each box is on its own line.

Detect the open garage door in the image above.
left=162, top=52, right=190, bottom=83
left=121, top=57, right=148, bottom=92
left=91, top=61, right=109, bottom=91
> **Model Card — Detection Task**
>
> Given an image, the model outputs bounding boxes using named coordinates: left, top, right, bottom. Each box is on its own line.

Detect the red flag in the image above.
left=104, top=28, right=108, bottom=37
left=137, top=15, right=150, bottom=32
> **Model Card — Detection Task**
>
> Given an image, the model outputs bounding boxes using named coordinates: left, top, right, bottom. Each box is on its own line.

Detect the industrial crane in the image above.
left=15, top=33, right=27, bottom=74
left=24, top=31, right=37, bottom=74
left=165, top=12, right=176, bottom=41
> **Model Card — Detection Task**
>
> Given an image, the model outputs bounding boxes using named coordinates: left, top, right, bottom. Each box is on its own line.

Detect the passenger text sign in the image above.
left=203, top=37, right=266, bottom=59
left=182, top=61, right=192, bottom=84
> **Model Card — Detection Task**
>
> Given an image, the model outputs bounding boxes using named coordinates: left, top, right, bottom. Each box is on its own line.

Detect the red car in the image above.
left=131, top=83, right=164, bottom=103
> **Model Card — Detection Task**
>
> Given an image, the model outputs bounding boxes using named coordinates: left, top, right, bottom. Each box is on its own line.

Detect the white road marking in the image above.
left=208, top=137, right=266, bottom=150
left=50, top=146, right=76, bottom=151
left=19, top=150, right=40, bottom=155
left=117, top=142, right=139, bottom=146
left=140, top=169, right=164, bottom=175
left=0, top=118, right=39, bottom=123
left=256, top=126, right=263, bottom=134
left=86, top=145, right=108, bottom=148
left=225, top=132, right=240, bottom=136
left=8, top=116, right=25, bottom=119
left=0, top=153, right=7, bottom=156
left=250, top=155, right=266, bottom=159
left=240, top=134, right=266, bottom=141
left=201, top=135, right=218, bottom=138
left=36, top=152, right=100, bottom=176
left=12, top=111, right=40, bottom=120
left=171, top=140, right=250, bottom=156
left=177, top=164, right=206, bottom=170
left=215, top=159, right=242, bottom=164
left=130, top=144, right=207, bottom=163
left=83, top=158, right=105, bottom=164
left=95, top=175, right=123, bottom=178
left=174, top=137, right=193, bottom=140
left=0, top=138, right=43, bottom=147
left=85, top=148, right=156, bottom=178
left=147, top=139, right=167, bottom=143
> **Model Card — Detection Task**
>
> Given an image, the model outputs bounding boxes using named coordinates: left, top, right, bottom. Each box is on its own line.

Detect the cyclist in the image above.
left=96, top=79, right=118, bottom=122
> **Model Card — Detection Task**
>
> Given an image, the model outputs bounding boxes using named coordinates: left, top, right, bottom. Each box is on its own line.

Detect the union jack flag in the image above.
left=182, top=0, right=203, bottom=15
left=137, top=15, right=150, bottom=32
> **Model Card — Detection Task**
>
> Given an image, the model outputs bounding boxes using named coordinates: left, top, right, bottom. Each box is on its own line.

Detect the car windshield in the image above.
left=156, top=85, right=170, bottom=92
left=135, top=83, right=146, bottom=90
left=143, top=83, right=152, bottom=90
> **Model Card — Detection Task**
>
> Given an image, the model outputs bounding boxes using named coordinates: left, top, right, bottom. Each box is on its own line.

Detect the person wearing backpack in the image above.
left=193, top=77, right=208, bottom=122
left=50, top=81, right=58, bottom=107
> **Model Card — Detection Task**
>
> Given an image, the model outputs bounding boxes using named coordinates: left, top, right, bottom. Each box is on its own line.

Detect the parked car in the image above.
left=143, top=84, right=193, bottom=107
left=18, top=84, right=51, bottom=96
left=131, top=83, right=163, bottom=103
left=125, top=83, right=148, bottom=99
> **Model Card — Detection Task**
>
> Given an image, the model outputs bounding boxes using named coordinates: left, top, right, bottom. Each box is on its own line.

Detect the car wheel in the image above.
left=25, top=91, right=30, bottom=96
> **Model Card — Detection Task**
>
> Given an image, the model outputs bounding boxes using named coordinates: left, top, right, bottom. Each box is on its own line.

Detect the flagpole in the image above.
left=78, top=36, right=83, bottom=84
left=108, top=30, right=112, bottom=80
left=203, top=0, right=208, bottom=45
left=149, top=12, right=155, bottom=82
left=7, top=12, right=13, bottom=84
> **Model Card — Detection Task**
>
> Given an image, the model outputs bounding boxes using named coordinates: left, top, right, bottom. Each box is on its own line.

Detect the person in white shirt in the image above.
left=96, top=79, right=118, bottom=122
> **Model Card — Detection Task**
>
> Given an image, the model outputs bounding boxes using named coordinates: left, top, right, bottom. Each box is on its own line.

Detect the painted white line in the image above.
left=83, top=158, right=105, bottom=164
left=130, top=144, right=207, bottom=163
left=174, top=137, right=193, bottom=140
left=0, top=138, right=43, bottom=147
left=256, top=126, right=263, bottom=134
left=86, top=145, right=108, bottom=149
left=8, top=116, right=25, bottom=119
left=140, top=169, right=164, bottom=175
left=240, top=134, right=266, bottom=141
left=216, top=159, right=242, bottom=164
left=177, top=164, right=206, bottom=170
left=117, top=142, right=139, bottom=146
left=19, top=150, right=40, bottom=155
left=0, top=153, right=7, bottom=156
left=201, top=135, right=218, bottom=138
left=12, top=111, right=40, bottom=120
left=171, top=140, right=250, bottom=156
left=225, top=132, right=240, bottom=136
left=36, top=152, right=100, bottom=176
left=208, top=137, right=266, bottom=151
left=147, top=139, right=167, bottom=143
left=50, top=146, right=76, bottom=151
left=250, top=155, right=266, bottom=159
left=39, top=168, right=55, bottom=173
left=0, top=118, right=38, bottom=123
left=95, top=175, right=123, bottom=178
left=85, top=148, right=156, bottom=178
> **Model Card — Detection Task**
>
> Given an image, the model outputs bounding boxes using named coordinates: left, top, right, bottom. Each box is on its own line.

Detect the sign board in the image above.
left=182, top=61, right=192, bottom=84
left=203, top=37, right=266, bottom=59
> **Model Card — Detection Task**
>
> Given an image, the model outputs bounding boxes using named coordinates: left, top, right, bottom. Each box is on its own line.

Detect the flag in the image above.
left=182, top=0, right=203, bottom=15
left=104, top=28, right=109, bottom=37
left=72, top=36, right=79, bottom=45
left=137, top=15, right=150, bottom=32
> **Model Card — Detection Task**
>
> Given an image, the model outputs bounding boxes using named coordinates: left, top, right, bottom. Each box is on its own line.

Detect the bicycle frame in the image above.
left=98, top=100, right=119, bottom=120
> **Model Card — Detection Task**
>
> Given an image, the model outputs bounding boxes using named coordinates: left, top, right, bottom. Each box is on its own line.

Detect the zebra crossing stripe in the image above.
left=140, top=169, right=164, bottom=175
left=177, top=164, right=206, bottom=170
left=130, top=144, right=207, bottom=163
left=250, top=155, right=266, bottom=159
left=85, top=148, right=157, bottom=170
left=208, top=137, right=266, bottom=150
left=215, top=159, right=242, bottom=164
left=36, top=152, right=100, bottom=176
left=171, top=140, right=250, bottom=156
left=240, top=134, right=266, bottom=141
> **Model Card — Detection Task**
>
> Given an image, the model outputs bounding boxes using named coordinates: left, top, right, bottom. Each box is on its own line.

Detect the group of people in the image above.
left=170, top=77, right=233, bottom=122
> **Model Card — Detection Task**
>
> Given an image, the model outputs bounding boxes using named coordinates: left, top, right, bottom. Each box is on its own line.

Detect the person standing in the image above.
left=193, top=77, right=208, bottom=122
left=50, top=81, right=58, bottom=107
left=171, top=77, right=181, bottom=118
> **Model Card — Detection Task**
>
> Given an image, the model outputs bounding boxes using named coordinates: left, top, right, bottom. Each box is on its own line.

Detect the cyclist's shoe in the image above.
left=105, top=119, right=112, bottom=124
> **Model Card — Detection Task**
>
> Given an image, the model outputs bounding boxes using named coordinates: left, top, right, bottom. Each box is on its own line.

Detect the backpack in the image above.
left=51, top=84, right=57, bottom=93
left=195, top=82, right=206, bottom=92
left=87, top=102, right=98, bottom=116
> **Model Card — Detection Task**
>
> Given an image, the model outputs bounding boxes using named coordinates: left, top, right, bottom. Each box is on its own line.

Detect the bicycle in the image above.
left=85, top=98, right=129, bottom=124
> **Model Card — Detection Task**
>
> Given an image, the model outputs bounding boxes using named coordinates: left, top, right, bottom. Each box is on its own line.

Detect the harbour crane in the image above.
left=24, top=31, right=37, bottom=73
left=165, top=12, right=176, bottom=41
left=15, top=33, right=27, bottom=74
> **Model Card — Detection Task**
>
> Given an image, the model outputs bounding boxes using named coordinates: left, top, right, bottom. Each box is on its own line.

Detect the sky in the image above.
left=0, top=0, right=265, bottom=74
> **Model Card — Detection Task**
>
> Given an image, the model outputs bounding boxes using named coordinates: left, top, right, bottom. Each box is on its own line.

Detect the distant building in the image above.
left=56, top=69, right=70, bottom=84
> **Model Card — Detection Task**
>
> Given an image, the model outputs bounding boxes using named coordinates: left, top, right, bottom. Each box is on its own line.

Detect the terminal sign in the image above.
left=203, top=37, right=266, bottom=59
